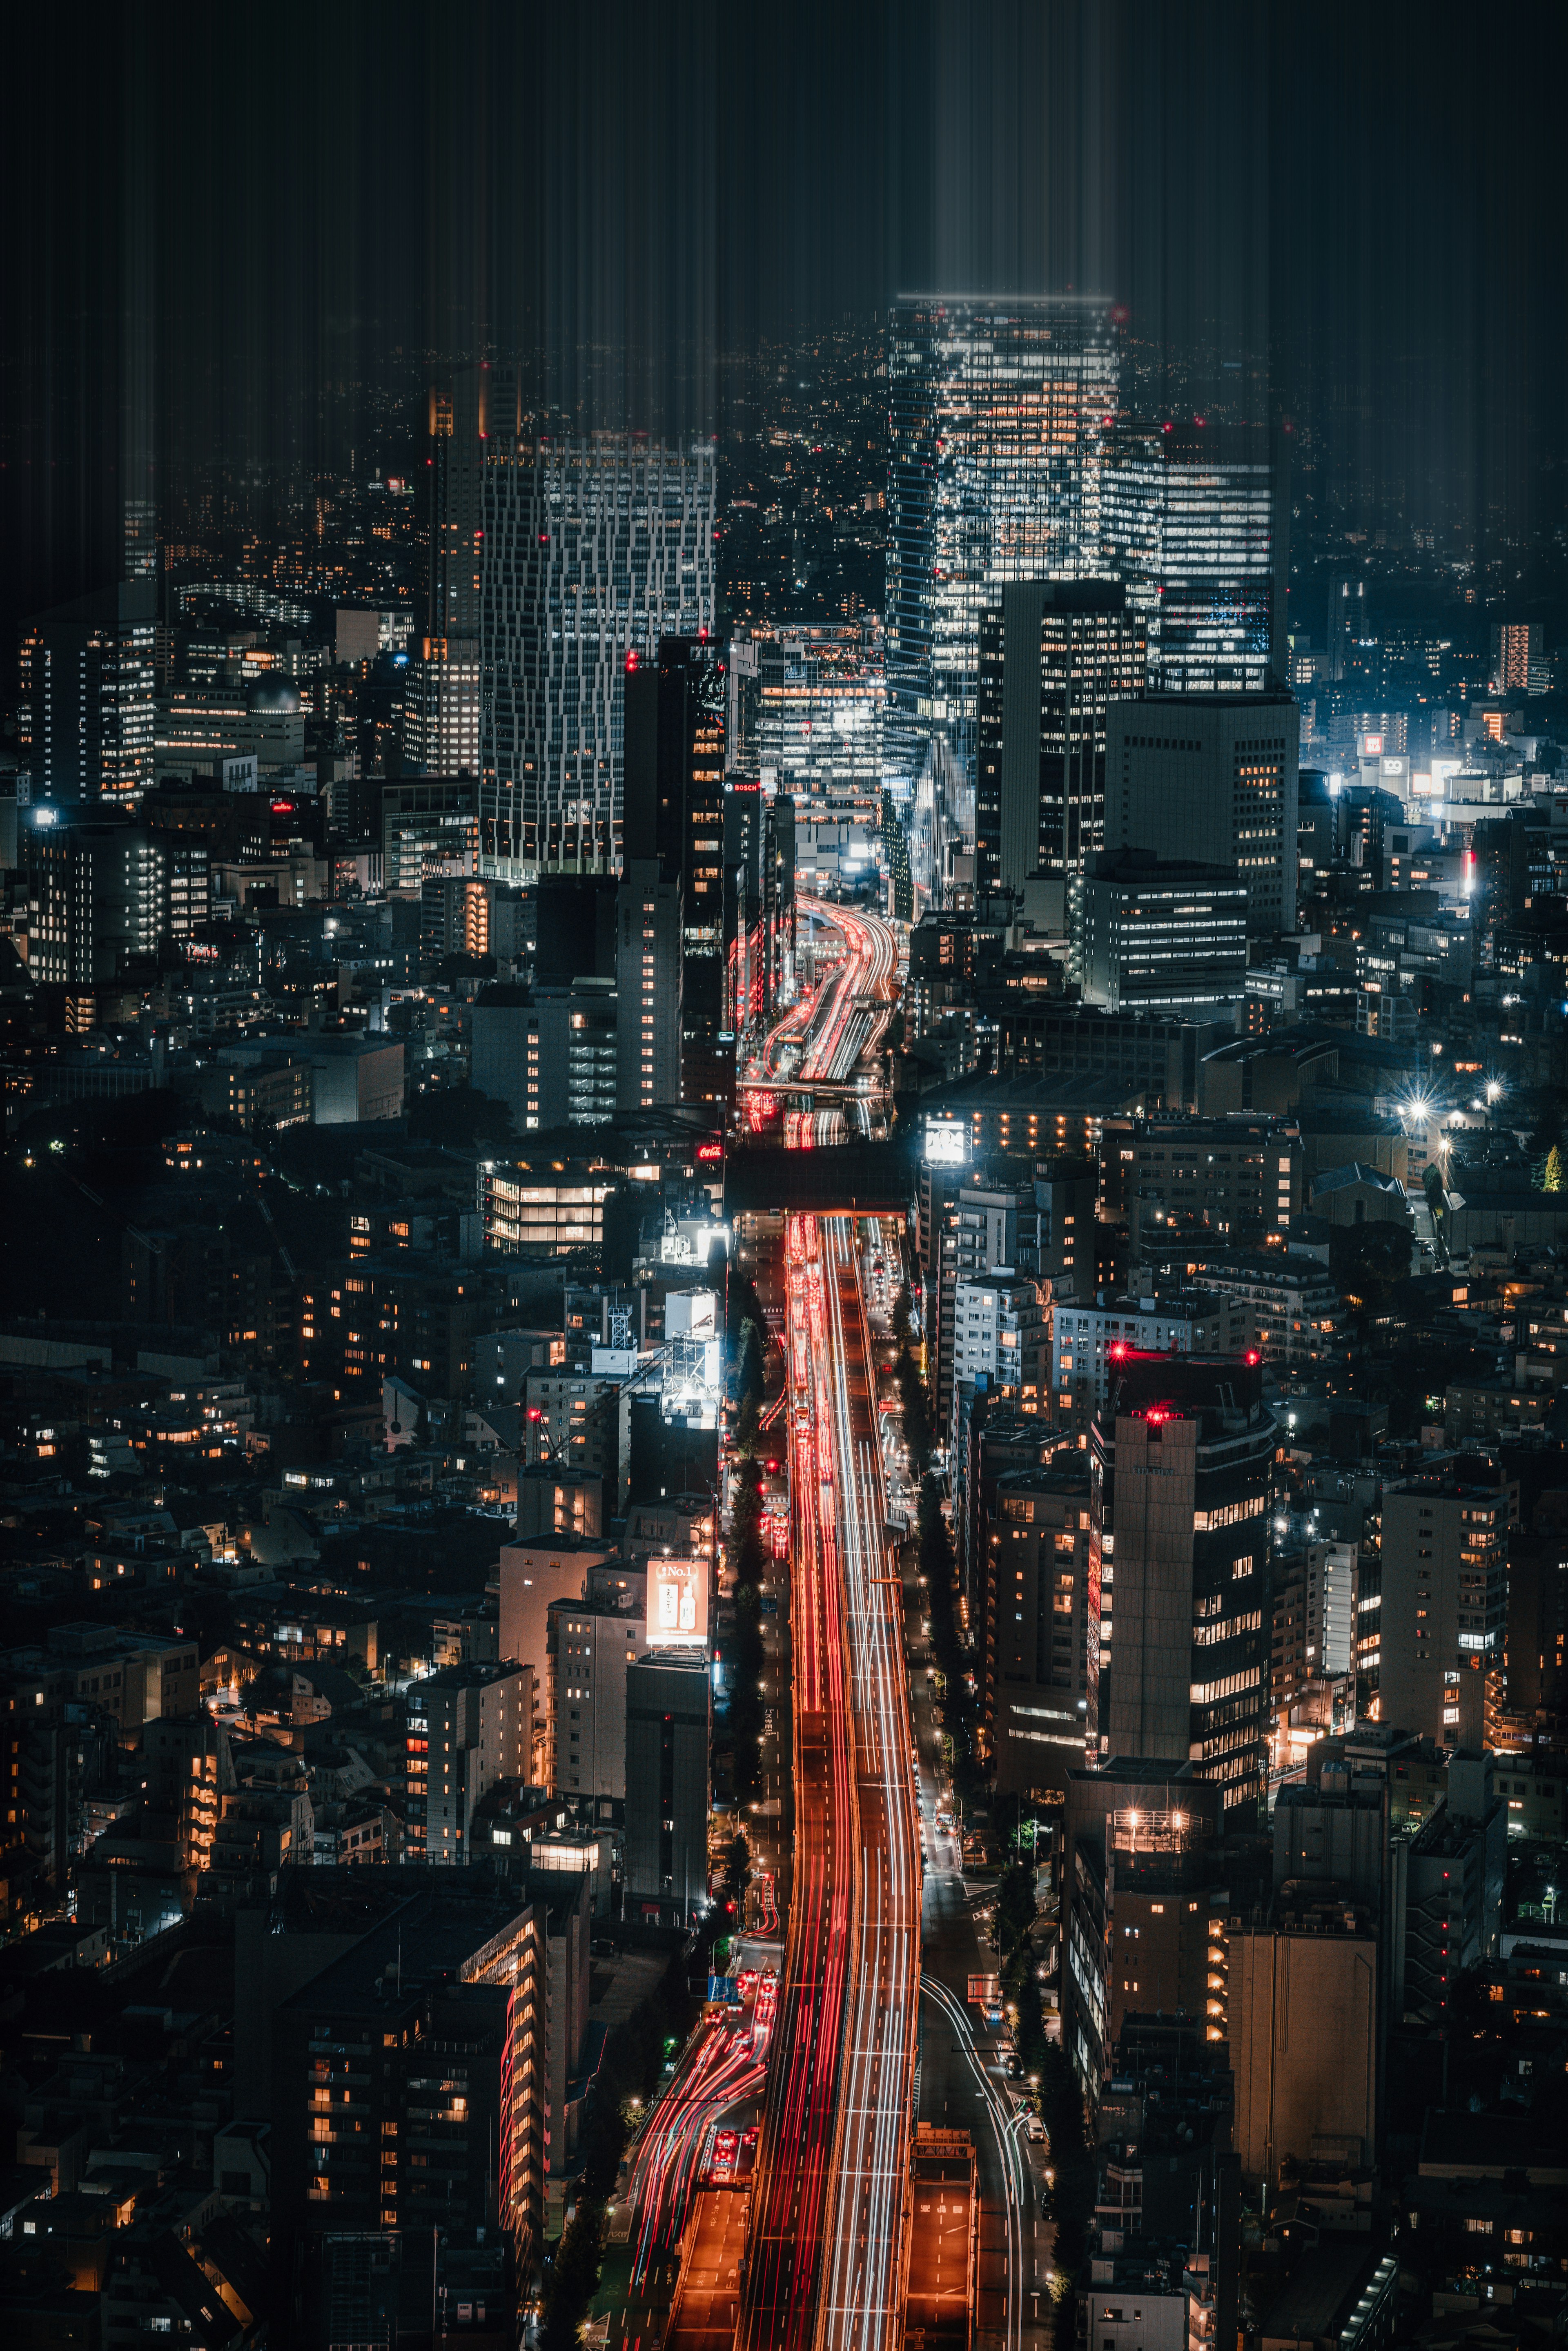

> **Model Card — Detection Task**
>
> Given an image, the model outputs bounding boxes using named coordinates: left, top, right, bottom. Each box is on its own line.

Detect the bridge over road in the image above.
left=724, top=1141, right=913, bottom=1218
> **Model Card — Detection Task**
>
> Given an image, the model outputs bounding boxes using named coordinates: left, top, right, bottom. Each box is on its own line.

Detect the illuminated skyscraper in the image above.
left=18, top=580, right=157, bottom=804
left=886, top=294, right=1120, bottom=789
left=624, top=636, right=728, bottom=1105
left=479, top=436, right=716, bottom=879
left=1101, top=423, right=1280, bottom=693
left=975, top=580, right=1145, bottom=892
left=402, top=637, right=482, bottom=775
left=739, top=621, right=884, bottom=818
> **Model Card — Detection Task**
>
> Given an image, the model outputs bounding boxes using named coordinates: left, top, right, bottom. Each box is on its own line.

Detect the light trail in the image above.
left=922, top=1972, right=1030, bottom=2351
left=814, top=1217, right=921, bottom=2351
left=734, top=1212, right=855, bottom=2351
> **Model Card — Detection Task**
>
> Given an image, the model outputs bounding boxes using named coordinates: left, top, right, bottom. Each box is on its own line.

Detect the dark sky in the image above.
left=5, top=0, right=1565, bottom=637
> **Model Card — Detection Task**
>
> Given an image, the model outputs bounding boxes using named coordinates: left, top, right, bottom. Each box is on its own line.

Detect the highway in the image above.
left=741, top=900, right=903, bottom=1143
left=734, top=1214, right=856, bottom=2351
left=735, top=1209, right=921, bottom=2351
left=815, top=1214, right=922, bottom=2351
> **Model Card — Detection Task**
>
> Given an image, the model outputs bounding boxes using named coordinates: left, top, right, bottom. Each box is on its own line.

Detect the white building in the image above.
left=547, top=1600, right=648, bottom=1801
left=1051, top=1290, right=1247, bottom=1413
left=1306, top=1540, right=1356, bottom=1677
left=480, top=437, right=716, bottom=879
left=951, top=1273, right=1049, bottom=1401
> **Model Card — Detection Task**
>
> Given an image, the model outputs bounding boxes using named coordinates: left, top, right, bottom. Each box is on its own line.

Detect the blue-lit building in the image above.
left=886, top=294, right=1120, bottom=793
left=1101, top=422, right=1281, bottom=694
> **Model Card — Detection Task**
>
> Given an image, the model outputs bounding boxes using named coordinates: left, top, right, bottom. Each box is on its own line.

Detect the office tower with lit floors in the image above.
left=409, top=368, right=494, bottom=780
left=403, top=638, right=482, bottom=775
left=886, top=294, right=1120, bottom=791
left=1101, top=423, right=1281, bottom=692
left=19, top=579, right=157, bottom=803
left=623, top=636, right=728, bottom=1105
left=975, top=579, right=1146, bottom=893
left=1092, top=1350, right=1274, bottom=1822
left=1372, top=1464, right=1511, bottom=1749
left=480, top=438, right=716, bottom=877
left=1105, top=693, right=1300, bottom=934
left=615, top=860, right=683, bottom=1111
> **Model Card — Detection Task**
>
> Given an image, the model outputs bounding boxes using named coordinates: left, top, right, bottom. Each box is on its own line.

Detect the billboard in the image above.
left=647, top=1554, right=709, bottom=1648
left=924, top=1119, right=970, bottom=1167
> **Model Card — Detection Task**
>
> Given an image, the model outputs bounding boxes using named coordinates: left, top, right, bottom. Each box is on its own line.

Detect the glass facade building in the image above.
left=1101, top=424, right=1277, bottom=694
left=976, top=580, right=1146, bottom=893
left=474, top=435, right=715, bottom=880
left=886, top=295, right=1120, bottom=790
left=742, top=622, right=884, bottom=818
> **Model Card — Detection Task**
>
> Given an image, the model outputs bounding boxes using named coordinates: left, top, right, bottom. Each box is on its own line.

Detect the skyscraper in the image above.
left=1326, top=576, right=1368, bottom=682
left=623, top=636, right=728, bottom=1105
left=616, top=860, right=683, bottom=1112
left=19, top=579, right=157, bottom=804
left=887, top=294, right=1120, bottom=791
left=743, top=622, right=884, bottom=819
left=974, top=579, right=1145, bottom=893
left=1371, top=1465, right=1510, bottom=1749
left=1093, top=1351, right=1274, bottom=1823
left=410, top=370, right=493, bottom=782
left=402, top=637, right=482, bottom=775
left=479, top=436, right=716, bottom=879
left=624, top=1648, right=711, bottom=1926
left=1104, top=691, right=1300, bottom=934
left=1101, top=423, right=1281, bottom=693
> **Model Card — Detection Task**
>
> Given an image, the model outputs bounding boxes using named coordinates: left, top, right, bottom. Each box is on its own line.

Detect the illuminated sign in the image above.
left=696, top=1142, right=723, bottom=1163
left=923, top=1121, right=970, bottom=1167
left=646, top=1555, right=709, bottom=1649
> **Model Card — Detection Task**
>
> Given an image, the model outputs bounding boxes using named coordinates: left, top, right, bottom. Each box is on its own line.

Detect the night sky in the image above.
left=5, top=0, right=1566, bottom=642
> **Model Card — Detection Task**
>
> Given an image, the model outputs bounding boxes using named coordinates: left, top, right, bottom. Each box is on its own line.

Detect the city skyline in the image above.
left=2, top=12, right=1566, bottom=2351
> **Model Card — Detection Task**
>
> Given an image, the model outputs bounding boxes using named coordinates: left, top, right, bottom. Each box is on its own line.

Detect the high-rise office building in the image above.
left=975, top=579, right=1146, bottom=892
left=402, top=637, right=482, bottom=775
left=623, top=636, right=728, bottom=1104
left=616, top=861, right=683, bottom=1111
left=887, top=294, right=1120, bottom=789
left=1105, top=691, right=1300, bottom=934
left=1326, top=576, right=1368, bottom=682
left=379, top=777, right=479, bottom=900
left=1101, top=424, right=1281, bottom=693
left=471, top=980, right=620, bottom=1130
left=19, top=579, right=157, bottom=804
left=986, top=1460, right=1096, bottom=1795
left=547, top=1598, right=648, bottom=1800
left=22, top=805, right=171, bottom=985
left=426, top=368, right=494, bottom=643
left=1070, top=850, right=1250, bottom=1015
left=479, top=437, right=716, bottom=878
left=1093, top=1351, right=1274, bottom=1822
left=624, top=1648, right=711, bottom=1926
left=723, top=786, right=795, bottom=1032
left=1370, top=1465, right=1511, bottom=1749
left=740, top=623, right=884, bottom=816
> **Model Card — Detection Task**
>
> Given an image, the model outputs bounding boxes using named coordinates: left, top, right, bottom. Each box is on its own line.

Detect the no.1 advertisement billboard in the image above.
left=646, top=1554, right=709, bottom=1648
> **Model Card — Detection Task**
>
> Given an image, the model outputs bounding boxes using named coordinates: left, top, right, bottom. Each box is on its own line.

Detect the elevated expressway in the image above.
left=734, top=1211, right=921, bottom=2351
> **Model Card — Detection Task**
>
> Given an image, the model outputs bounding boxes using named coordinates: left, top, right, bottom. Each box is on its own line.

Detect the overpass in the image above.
left=724, top=1141, right=913, bottom=1217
